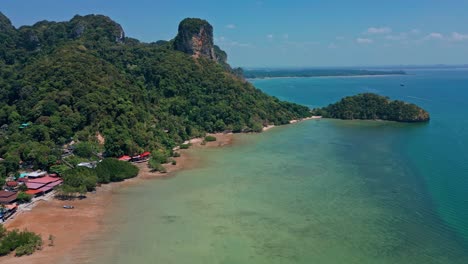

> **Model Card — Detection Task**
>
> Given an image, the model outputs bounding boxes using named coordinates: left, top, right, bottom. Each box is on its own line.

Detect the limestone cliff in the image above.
left=174, top=18, right=217, bottom=60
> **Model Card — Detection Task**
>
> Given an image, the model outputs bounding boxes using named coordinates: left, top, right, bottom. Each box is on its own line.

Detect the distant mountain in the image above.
left=312, top=93, right=430, bottom=122
left=0, top=13, right=311, bottom=172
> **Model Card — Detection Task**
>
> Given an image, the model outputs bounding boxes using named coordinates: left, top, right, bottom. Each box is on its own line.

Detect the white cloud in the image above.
left=385, top=33, right=407, bottom=41
left=267, top=34, right=274, bottom=39
left=410, top=29, right=421, bottom=34
left=328, top=42, right=338, bottom=49
left=451, top=32, right=468, bottom=41
left=282, top=34, right=289, bottom=39
left=356, top=38, right=373, bottom=44
left=214, top=36, right=252, bottom=48
left=425, top=32, right=444, bottom=40
left=226, top=24, right=236, bottom=29
left=367, top=27, right=392, bottom=34
left=283, top=41, right=320, bottom=48
left=335, top=36, right=345, bottom=40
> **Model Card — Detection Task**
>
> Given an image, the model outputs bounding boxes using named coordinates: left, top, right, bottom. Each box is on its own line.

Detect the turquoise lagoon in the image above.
left=86, top=70, right=468, bottom=264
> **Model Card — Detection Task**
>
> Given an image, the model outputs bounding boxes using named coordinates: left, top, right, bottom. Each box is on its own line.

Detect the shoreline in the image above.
left=1, top=133, right=234, bottom=264
left=1, top=118, right=317, bottom=263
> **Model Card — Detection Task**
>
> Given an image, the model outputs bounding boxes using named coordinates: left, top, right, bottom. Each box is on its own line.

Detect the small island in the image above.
left=312, top=93, right=430, bottom=122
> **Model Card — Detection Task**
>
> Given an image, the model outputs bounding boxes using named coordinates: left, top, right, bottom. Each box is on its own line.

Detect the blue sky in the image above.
left=2, top=0, right=468, bottom=67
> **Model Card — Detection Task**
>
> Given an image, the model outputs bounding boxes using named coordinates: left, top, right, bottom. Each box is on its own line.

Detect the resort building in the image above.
left=25, top=175, right=63, bottom=196
left=0, top=190, right=18, bottom=204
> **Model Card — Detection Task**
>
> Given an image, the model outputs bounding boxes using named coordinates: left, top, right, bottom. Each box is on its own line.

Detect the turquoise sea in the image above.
left=86, top=70, right=468, bottom=264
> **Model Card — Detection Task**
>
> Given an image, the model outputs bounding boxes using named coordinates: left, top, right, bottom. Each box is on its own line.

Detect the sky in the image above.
left=1, top=0, right=468, bottom=67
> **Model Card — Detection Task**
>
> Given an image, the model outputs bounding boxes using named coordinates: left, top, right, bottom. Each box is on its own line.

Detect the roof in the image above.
left=6, top=181, right=18, bottom=187
left=0, top=190, right=17, bottom=198
left=37, top=180, right=62, bottom=193
left=5, top=203, right=18, bottom=210
left=118, top=155, right=131, bottom=161
left=77, top=162, right=97, bottom=169
left=26, top=171, right=47, bottom=178
left=0, top=191, right=18, bottom=204
left=140, top=152, right=151, bottom=157
left=25, top=189, right=42, bottom=195
left=28, top=176, right=61, bottom=184
left=26, top=182, right=45, bottom=189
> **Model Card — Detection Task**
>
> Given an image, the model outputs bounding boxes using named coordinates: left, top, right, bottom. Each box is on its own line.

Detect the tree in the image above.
left=16, top=192, right=32, bottom=203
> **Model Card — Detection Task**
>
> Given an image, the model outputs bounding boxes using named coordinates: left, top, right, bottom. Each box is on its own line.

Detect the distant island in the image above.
left=312, top=93, right=430, bottom=122
left=243, top=68, right=406, bottom=79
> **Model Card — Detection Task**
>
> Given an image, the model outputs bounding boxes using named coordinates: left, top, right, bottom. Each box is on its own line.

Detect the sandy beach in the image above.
left=1, top=133, right=234, bottom=264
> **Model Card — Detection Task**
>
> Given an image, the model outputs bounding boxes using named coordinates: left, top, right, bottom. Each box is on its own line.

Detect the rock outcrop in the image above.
left=0, top=12, right=15, bottom=32
left=174, top=18, right=217, bottom=60
left=70, top=14, right=125, bottom=43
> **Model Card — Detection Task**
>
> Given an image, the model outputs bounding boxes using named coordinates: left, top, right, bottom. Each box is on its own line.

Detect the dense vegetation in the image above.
left=243, top=68, right=406, bottom=79
left=312, top=93, right=430, bottom=122
left=57, top=158, right=139, bottom=197
left=0, top=13, right=311, bottom=180
left=0, top=224, right=42, bottom=256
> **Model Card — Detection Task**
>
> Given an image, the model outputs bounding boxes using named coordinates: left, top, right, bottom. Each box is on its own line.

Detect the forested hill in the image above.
left=312, top=93, right=430, bottom=122
left=0, top=13, right=311, bottom=172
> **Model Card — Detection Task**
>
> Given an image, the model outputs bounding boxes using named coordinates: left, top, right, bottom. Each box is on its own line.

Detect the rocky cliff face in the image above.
left=174, top=18, right=217, bottom=60
left=0, top=12, right=15, bottom=33
left=69, top=14, right=125, bottom=43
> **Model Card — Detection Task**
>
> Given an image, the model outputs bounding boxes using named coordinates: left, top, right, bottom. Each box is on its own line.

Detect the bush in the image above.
left=148, top=158, right=167, bottom=173
left=16, top=192, right=32, bottom=203
left=179, top=143, right=191, bottom=149
left=0, top=226, right=42, bottom=257
left=204, top=135, right=217, bottom=142
left=63, top=167, right=98, bottom=191
left=151, top=150, right=169, bottom=164
left=49, top=164, right=70, bottom=175
left=172, top=152, right=181, bottom=158
left=95, top=158, right=139, bottom=183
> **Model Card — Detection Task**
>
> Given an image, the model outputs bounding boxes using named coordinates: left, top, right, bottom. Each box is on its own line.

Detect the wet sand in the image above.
left=2, top=133, right=233, bottom=264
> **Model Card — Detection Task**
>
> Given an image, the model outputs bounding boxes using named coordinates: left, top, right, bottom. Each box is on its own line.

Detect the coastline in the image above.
left=1, top=133, right=234, bottom=264
left=246, top=74, right=406, bottom=81
left=1, top=117, right=318, bottom=263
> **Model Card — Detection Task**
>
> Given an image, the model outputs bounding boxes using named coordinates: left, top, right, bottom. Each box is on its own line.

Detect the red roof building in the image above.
left=0, top=190, right=18, bottom=204
left=25, top=175, right=63, bottom=196
left=6, top=181, right=18, bottom=188
left=118, top=155, right=131, bottom=161
left=140, top=152, right=151, bottom=158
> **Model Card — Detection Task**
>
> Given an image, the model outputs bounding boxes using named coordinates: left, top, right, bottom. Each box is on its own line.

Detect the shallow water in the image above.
left=87, top=70, right=468, bottom=263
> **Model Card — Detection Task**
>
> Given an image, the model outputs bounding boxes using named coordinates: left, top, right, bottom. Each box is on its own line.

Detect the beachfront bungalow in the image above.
left=118, top=152, right=150, bottom=163
left=131, top=151, right=151, bottom=163
left=0, top=203, right=18, bottom=222
left=118, top=155, right=132, bottom=162
left=25, top=175, right=63, bottom=197
left=0, top=190, right=18, bottom=204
